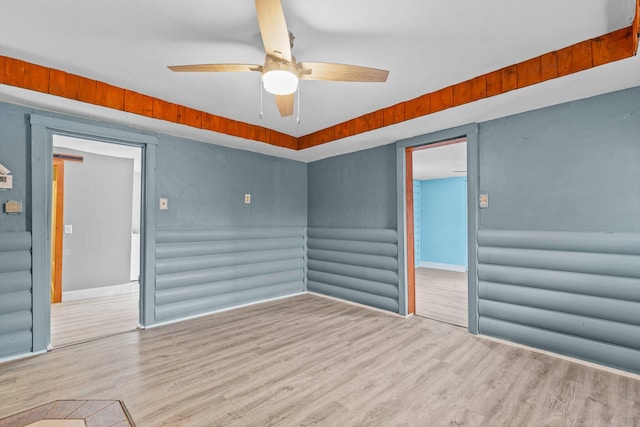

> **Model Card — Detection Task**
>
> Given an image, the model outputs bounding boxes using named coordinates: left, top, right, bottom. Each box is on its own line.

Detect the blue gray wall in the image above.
left=307, top=145, right=400, bottom=312
left=479, top=87, right=640, bottom=232
left=308, top=145, right=397, bottom=229
left=156, top=135, right=306, bottom=229
left=0, top=104, right=33, bottom=358
left=1, top=83, right=639, bottom=375
left=153, top=135, right=307, bottom=322
left=305, top=86, right=640, bottom=373
left=419, top=177, right=468, bottom=269
left=0, top=100, right=308, bottom=359
left=0, top=104, right=28, bottom=233
left=476, top=86, right=640, bottom=374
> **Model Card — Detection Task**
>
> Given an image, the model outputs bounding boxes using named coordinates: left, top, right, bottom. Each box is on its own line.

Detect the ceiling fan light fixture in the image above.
left=262, top=70, right=298, bottom=95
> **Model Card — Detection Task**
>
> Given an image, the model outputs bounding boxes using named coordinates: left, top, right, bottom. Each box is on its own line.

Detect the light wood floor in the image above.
left=51, top=289, right=139, bottom=348
left=416, top=267, right=468, bottom=327
left=3, top=294, right=638, bottom=426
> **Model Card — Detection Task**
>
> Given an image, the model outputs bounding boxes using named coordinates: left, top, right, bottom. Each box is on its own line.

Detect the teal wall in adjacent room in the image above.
left=419, top=177, right=468, bottom=269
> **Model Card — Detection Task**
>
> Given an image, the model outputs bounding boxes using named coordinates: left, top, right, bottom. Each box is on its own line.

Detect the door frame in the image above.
left=30, top=114, right=158, bottom=352
left=405, top=137, right=467, bottom=317
left=395, top=123, right=479, bottom=334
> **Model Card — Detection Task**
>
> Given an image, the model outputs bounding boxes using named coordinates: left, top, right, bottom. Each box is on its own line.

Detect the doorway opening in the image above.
left=50, top=135, right=142, bottom=347
left=406, top=138, right=468, bottom=327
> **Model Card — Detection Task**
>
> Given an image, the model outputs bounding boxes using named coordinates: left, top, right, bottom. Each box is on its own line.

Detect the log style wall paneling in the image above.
left=477, top=229, right=640, bottom=374
left=0, top=17, right=637, bottom=151
left=0, top=232, right=33, bottom=359
left=155, top=227, right=305, bottom=323
left=307, top=228, right=400, bottom=313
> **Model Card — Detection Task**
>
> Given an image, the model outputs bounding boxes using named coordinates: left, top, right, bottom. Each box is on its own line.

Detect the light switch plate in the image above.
left=159, top=198, right=168, bottom=210
left=0, top=175, right=13, bottom=190
left=64, top=224, right=73, bottom=234
left=479, top=194, right=489, bottom=208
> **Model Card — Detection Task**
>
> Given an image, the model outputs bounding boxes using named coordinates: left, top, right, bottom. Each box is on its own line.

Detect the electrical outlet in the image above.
left=159, top=198, right=168, bottom=210
left=244, top=194, right=251, bottom=204
left=4, top=200, right=22, bottom=213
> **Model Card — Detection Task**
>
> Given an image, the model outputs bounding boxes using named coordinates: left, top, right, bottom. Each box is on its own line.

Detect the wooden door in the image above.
left=51, top=159, right=64, bottom=303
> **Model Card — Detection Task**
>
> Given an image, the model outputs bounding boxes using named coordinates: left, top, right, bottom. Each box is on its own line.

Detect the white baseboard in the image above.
left=477, top=334, right=640, bottom=381
left=308, top=292, right=405, bottom=318
left=0, top=349, right=47, bottom=365
left=419, top=262, right=467, bottom=272
left=146, top=292, right=305, bottom=329
left=62, top=282, right=139, bottom=302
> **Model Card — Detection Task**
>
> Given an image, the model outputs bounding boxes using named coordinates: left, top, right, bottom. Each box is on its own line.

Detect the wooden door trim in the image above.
left=410, top=137, right=467, bottom=152
left=405, top=136, right=468, bottom=316
left=52, top=159, right=64, bottom=303
left=405, top=147, right=415, bottom=314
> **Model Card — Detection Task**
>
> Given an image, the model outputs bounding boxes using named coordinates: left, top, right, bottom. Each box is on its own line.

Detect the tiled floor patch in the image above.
left=0, top=400, right=135, bottom=427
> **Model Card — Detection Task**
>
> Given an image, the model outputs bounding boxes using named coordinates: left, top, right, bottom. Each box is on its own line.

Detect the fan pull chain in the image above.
left=296, top=83, right=301, bottom=124
left=259, top=80, right=264, bottom=119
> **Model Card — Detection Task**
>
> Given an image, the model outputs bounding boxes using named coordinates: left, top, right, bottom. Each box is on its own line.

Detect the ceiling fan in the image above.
left=168, top=0, right=389, bottom=117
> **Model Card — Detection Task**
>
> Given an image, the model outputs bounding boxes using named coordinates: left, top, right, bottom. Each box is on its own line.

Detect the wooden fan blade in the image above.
left=255, top=0, right=291, bottom=62
left=298, top=62, right=389, bottom=82
left=274, top=94, right=294, bottom=117
left=168, top=64, right=263, bottom=72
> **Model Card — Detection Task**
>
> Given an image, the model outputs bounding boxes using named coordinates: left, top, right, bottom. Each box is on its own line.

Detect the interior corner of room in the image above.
left=0, top=83, right=639, bottom=380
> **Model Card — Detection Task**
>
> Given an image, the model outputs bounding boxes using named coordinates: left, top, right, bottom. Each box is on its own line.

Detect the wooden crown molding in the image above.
left=298, top=25, right=638, bottom=149
left=0, top=16, right=637, bottom=152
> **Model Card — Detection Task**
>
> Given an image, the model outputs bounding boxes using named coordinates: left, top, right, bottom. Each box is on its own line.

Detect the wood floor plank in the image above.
left=415, top=267, right=468, bottom=327
left=1, top=293, right=638, bottom=426
left=51, top=289, right=139, bottom=347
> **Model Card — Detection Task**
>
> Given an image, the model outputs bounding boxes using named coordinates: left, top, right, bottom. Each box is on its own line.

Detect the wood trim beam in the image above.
left=0, top=24, right=636, bottom=152
left=0, top=58, right=296, bottom=150
left=634, top=0, right=640, bottom=55
left=299, top=26, right=636, bottom=149
left=53, top=153, right=84, bottom=162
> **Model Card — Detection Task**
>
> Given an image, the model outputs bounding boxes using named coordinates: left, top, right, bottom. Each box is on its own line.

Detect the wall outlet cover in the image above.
left=4, top=200, right=22, bottom=213
left=244, top=193, right=251, bottom=204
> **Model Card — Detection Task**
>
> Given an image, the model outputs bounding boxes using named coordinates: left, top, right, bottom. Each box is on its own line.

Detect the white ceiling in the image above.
left=1, top=1, right=639, bottom=163
left=413, top=142, right=467, bottom=181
